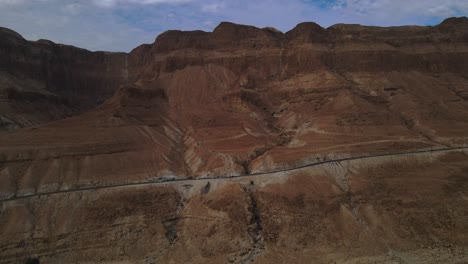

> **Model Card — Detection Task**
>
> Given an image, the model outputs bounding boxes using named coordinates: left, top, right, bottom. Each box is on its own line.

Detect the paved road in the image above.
left=1, top=146, right=467, bottom=203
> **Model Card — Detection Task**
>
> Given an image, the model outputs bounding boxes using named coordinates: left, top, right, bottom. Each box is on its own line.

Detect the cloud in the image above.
left=0, top=0, right=192, bottom=7
left=0, top=0, right=157, bottom=51
left=0, top=0, right=51, bottom=5
left=201, top=3, right=225, bottom=13
left=332, top=0, right=468, bottom=25
left=0, top=0, right=25, bottom=5
left=91, top=0, right=192, bottom=7
left=0, top=0, right=466, bottom=52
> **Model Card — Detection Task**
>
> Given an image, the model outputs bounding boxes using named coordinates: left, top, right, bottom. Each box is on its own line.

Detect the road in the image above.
left=1, top=146, right=467, bottom=203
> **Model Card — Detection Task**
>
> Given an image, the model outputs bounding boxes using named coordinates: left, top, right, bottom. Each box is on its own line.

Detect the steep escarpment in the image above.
left=0, top=17, right=468, bottom=263
left=1, top=18, right=468, bottom=194
left=125, top=17, right=468, bottom=176
left=130, top=18, right=468, bottom=78
left=0, top=27, right=127, bottom=131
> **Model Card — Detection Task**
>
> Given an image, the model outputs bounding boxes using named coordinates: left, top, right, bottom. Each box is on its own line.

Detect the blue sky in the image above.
left=0, top=0, right=467, bottom=52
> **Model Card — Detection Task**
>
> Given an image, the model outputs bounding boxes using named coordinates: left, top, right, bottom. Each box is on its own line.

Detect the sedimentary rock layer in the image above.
left=0, top=17, right=468, bottom=263
left=1, top=150, right=467, bottom=263
left=0, top=27, right=127, bottom=130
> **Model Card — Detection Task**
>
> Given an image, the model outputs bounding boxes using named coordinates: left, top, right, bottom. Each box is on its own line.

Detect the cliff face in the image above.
left=124, top=17, right=468, bottom=177
left=0, top=27, right=128, bottom=130
left=130, top=19, right=468, bottom=77
left=0, top=18, right=468, bottom=263
left=1, top=17, right=468, bottom=187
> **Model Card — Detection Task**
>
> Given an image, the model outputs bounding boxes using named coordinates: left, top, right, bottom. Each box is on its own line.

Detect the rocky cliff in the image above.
left=124, top=17, right=468, bottom=177
left=0, top=17, right=468, bottom=264
left=0, top=27, right=128, bottom=131
left=1, top=16, right=468, bottom=192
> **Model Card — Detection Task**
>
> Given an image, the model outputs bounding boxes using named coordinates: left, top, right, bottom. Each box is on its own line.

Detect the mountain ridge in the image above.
left=0, top=17, right=468, bottom=264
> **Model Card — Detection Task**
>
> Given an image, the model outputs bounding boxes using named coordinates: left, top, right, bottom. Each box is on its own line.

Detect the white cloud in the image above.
left=201, top=3, right=225, bottom=13
left=62, top=3, right=83, bottom=15
left=0, top=0, right=25, bottom=4
left=0, top=0, right=192, bottom=7
left=0, top=0, right=156, bottom=51
left=0, top=0, right=466, bottom=52
left=333, top=0, right=468, bottom=24
left=91, top=0, right=192, bottom=7
left=0, top=0, right=49, bottom=5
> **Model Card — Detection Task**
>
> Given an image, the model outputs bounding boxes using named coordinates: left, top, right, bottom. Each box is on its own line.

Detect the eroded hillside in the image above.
left=0, top=27, right=128, bottom=131
left=0, top=17, right=467, bottom=264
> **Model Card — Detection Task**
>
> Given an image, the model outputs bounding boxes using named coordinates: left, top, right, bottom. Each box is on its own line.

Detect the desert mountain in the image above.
left=0, top=17, right=467, bottom=263
left=0, top=26, right=127, bottom=131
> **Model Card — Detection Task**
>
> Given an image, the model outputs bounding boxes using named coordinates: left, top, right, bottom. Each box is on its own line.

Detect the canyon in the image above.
left=0, top=17, right=467, bottom=263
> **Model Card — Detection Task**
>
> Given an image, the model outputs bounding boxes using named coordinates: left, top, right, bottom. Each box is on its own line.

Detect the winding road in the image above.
left=1, top=146, right=467, bottom=203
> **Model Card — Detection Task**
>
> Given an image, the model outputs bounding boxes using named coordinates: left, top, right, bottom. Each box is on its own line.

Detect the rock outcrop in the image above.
left=1, top=16, right=468, bottom=191
left=1, top=149, right=467, bottom=264
left=0, top=17, right=468, bottom=263
left=0, top=27, right=128, bottom=130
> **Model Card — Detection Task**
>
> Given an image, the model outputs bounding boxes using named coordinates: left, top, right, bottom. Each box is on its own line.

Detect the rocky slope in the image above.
left=0, top=17, right=468, bottom=263
left=1, top=149, right=467, bottom=263
left=0, top=27, right=128, bottom=131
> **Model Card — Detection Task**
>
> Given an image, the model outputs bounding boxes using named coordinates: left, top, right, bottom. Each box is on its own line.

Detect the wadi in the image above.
left=0, top=17, right=467, bottom=264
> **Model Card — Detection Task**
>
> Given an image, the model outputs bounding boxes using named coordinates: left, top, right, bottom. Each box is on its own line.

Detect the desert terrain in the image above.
left=0, top=17, right=467, bottom=263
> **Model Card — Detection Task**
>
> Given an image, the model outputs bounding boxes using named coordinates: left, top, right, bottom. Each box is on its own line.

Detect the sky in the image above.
left=0, top=0, right=467, bottom=52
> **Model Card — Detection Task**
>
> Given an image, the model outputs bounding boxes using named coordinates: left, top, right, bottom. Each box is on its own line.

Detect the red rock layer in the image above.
left=1, top=16, right=468, bottom=264
left=0, top=27, right=127, bottom=130
left=0, top=17, right=467, bottom=199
